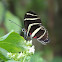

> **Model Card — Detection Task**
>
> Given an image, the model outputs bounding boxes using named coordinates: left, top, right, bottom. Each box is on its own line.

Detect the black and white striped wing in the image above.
left=24, top=11, right=49, bottom=45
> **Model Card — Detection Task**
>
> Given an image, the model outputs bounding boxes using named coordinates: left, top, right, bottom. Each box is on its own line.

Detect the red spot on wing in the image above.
left=30, top=32, right=37, bottom=39
left=33, top=36, right=37, bottom=38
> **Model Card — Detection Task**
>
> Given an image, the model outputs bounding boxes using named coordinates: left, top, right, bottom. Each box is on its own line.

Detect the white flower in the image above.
left=12, top=54, right=16, bottom=58
left=24, top=40, right=26, bottom=43
left=28, top=45, right=35, bottom=54
left=30, top=40, right=32, bottom=44
left=17, top=52, right=24, bottom=59
left=27, top=40, right=32, bottom=45
left=7, top=52, right=16, bottom=58
left=7, top=52, right=12, bottom=56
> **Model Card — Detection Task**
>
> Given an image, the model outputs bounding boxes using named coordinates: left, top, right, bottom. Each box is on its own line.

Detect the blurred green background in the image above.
left=0, top=0, right=62, bottom=62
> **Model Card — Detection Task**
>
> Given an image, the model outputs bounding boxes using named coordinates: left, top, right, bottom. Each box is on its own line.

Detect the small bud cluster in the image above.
left=7, top=40, right=35, bottom=61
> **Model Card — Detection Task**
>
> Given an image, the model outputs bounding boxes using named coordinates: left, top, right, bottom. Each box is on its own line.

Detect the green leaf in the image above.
left=0, top=1, right=5, bottom=24
left=0, top=30, right=26, bottom=52
left=0, top=48, right=8, bottom=61
left=4, top=11, right=22, bottom=34
left=5, top=60, right=20, bottom=62
left=0, top=58, right=4, bottom=62
left=0, top=28, right=5, bottom=37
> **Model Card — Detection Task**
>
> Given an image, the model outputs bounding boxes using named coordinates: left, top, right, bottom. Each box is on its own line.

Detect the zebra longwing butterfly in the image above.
left=24, top=11, right=49, bottom=45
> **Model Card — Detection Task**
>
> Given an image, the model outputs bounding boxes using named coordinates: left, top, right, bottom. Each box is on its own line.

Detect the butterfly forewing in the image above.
left=24, top=11, right=49, bottom=45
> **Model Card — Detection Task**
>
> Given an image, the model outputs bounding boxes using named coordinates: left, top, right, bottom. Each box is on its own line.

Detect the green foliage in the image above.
left=14, top=1, right=26, bottom=19
left=6, top=60, right=20, bottom=62
left=0, top=30, right=35, bottom=62
left=32, top=0, right=48, bottom=12
left=4, top=11, right=22, bottom=34
left=50, top=57, right=62, bottom=62
left=30, top=52, right=45, bottom=62
left=0, top=30, right=26, bottom=53
left=14, top=0, right=32, bottom=18
left=0, top=48, right=9, bottom=61
left=0, top=28, right=5, bottom=37
left=0, top=1, right=5, bottom=24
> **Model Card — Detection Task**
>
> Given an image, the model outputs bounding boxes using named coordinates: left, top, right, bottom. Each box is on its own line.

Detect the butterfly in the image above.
left=23, top=11, right=49, bottom=45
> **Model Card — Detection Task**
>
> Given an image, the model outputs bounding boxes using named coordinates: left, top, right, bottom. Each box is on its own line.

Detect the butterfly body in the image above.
left=24, top=11, right=49, bottom=45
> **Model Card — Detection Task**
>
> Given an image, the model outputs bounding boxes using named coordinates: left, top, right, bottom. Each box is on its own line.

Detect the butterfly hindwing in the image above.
left=24, top=11, right=49, bottom=45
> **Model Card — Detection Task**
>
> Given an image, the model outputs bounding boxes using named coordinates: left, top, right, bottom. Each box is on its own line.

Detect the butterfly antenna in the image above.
left=9, top=20, right=22, bottom=29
